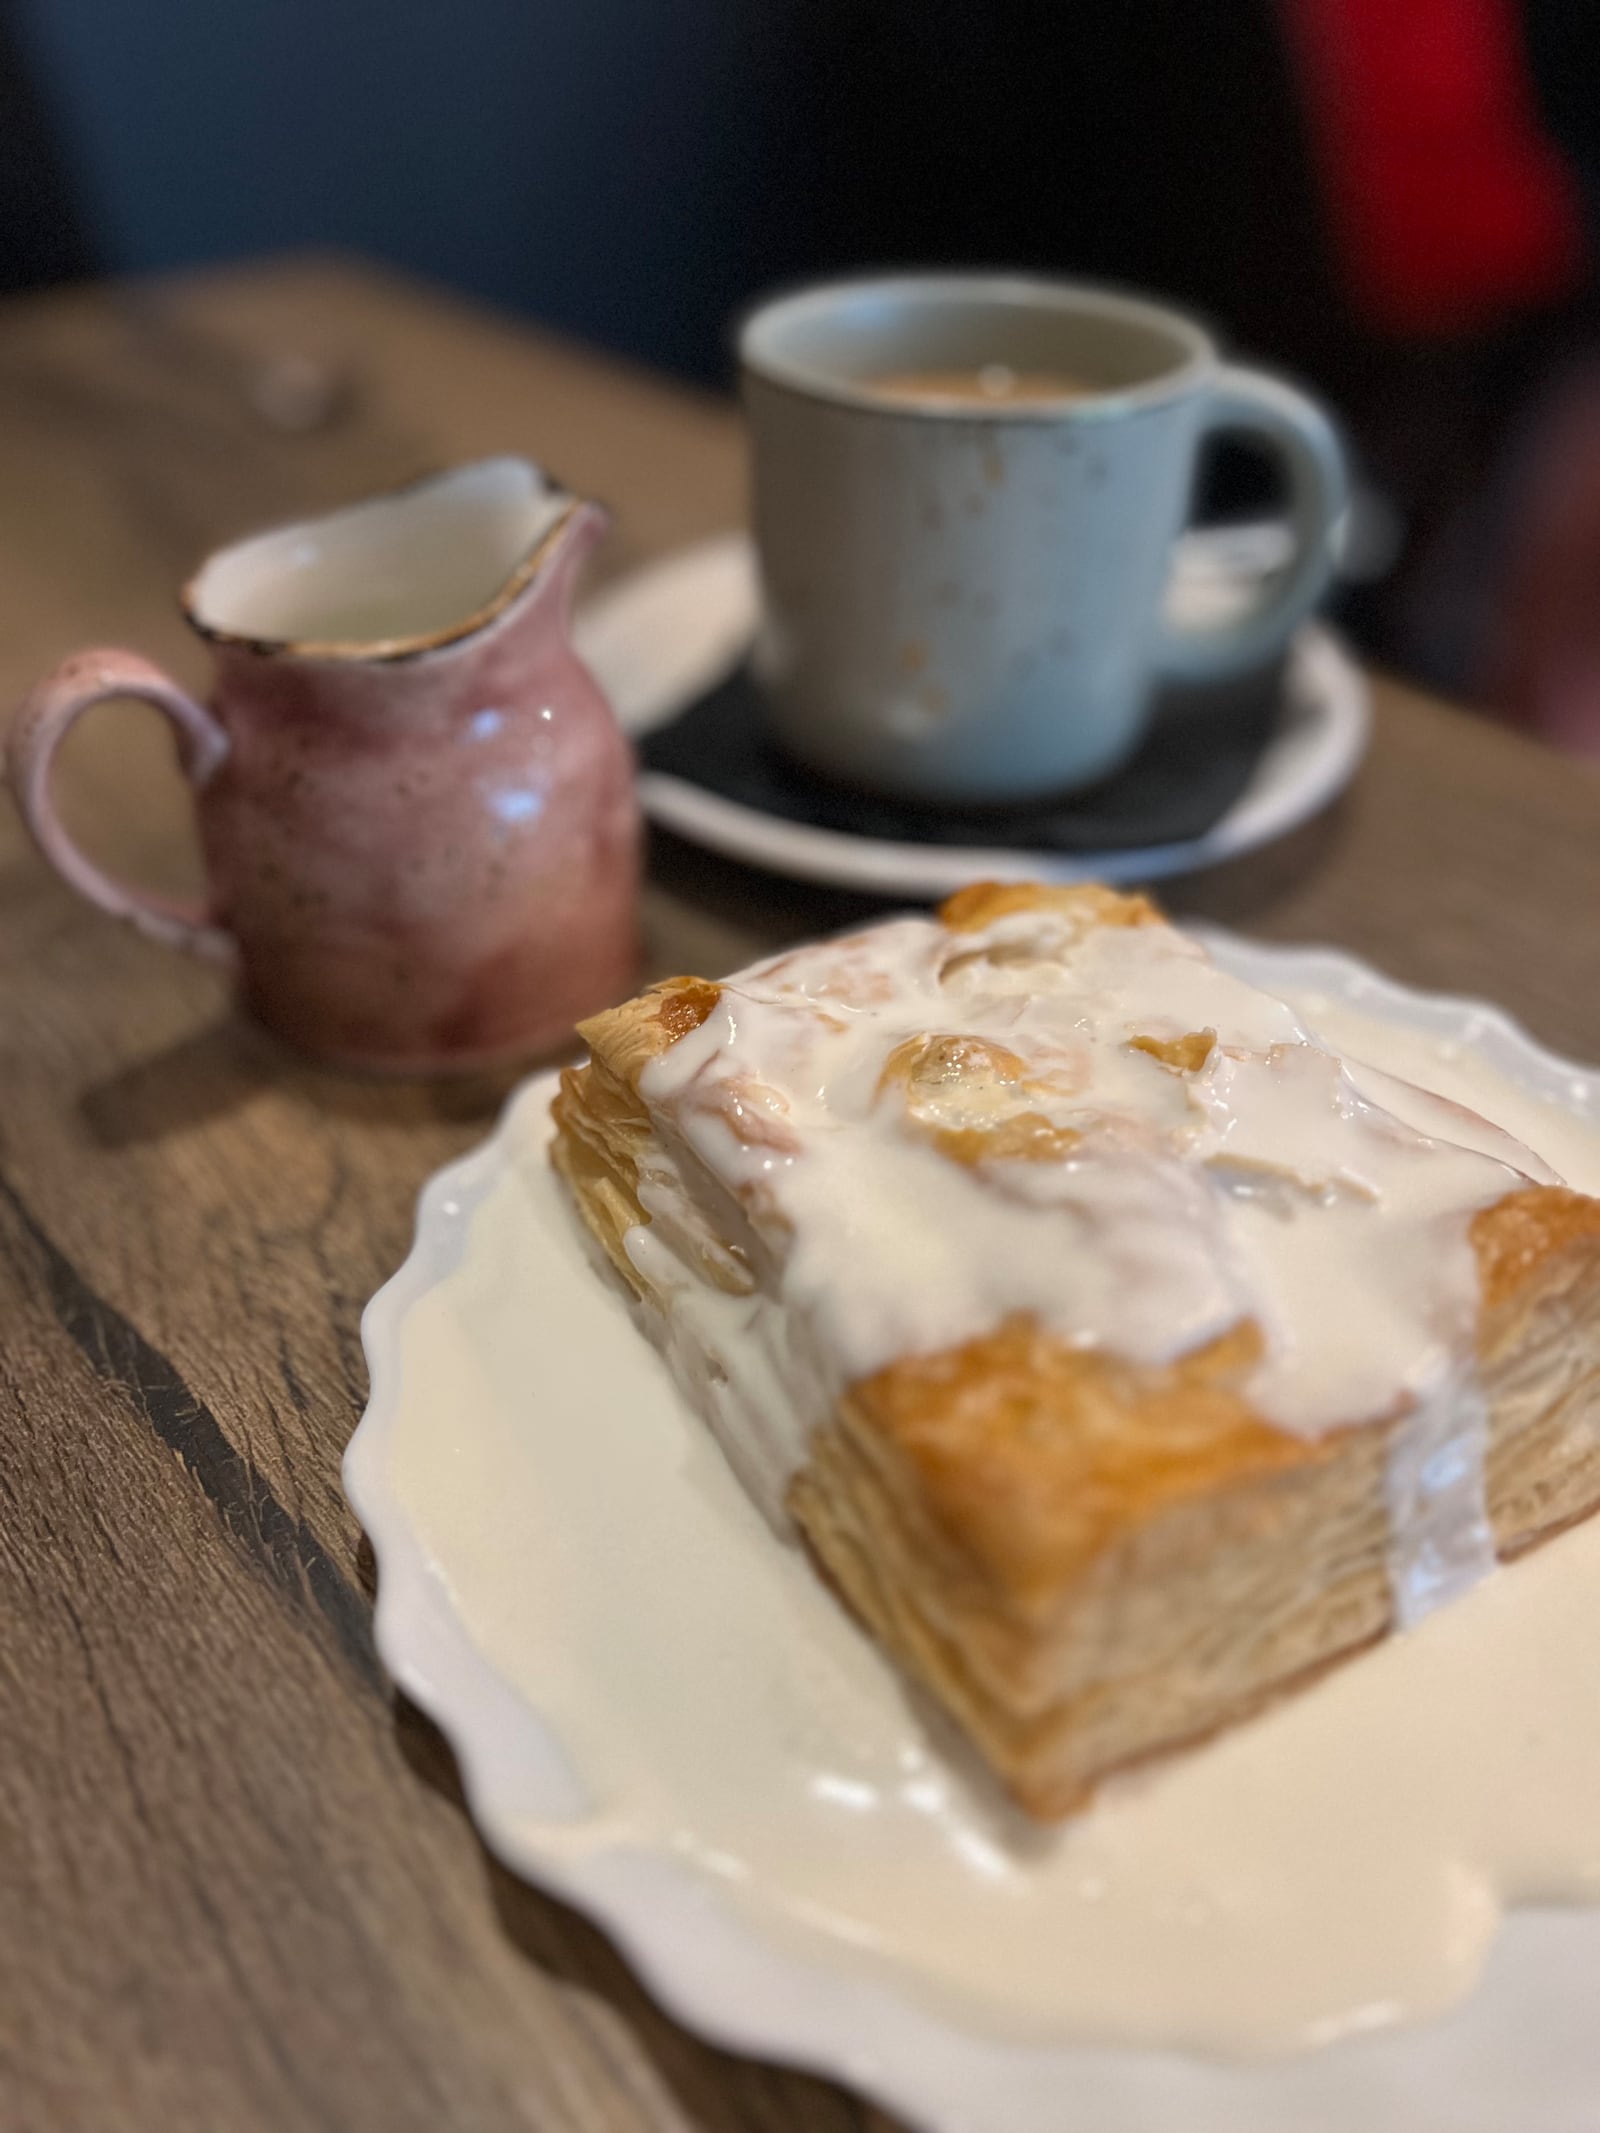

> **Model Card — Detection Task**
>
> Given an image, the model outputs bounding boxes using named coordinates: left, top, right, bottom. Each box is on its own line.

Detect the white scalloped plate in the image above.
left=346, top=937, right=1600, bottom=2133
left=572, top=532, right=1371, bottom=896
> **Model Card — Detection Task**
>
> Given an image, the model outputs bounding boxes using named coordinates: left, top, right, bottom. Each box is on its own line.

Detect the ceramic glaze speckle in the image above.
left=740, top=275, right=1348, bottom=803
left=7, top=458, right=641, bottom=1071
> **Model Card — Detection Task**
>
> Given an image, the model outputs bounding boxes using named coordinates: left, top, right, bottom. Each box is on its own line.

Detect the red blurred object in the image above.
left=1281, top=0, right=1586, bottom=336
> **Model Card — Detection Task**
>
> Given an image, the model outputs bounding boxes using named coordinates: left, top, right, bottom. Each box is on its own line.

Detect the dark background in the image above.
left=2, top=0, right=1345, bottom=381
left=5, top=0, right=1600, bottom=735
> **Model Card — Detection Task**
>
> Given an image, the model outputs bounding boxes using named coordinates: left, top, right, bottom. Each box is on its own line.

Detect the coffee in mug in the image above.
left=862, top=365, right=1097, bottom=407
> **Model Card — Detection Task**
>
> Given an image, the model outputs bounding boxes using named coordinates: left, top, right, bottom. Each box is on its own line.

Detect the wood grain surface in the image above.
left=0, top=254, right=1596, bottom=2133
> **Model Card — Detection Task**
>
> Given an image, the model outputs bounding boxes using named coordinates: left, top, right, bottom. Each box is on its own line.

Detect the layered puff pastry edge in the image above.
left=552, top=884, right=1600, bottom=1818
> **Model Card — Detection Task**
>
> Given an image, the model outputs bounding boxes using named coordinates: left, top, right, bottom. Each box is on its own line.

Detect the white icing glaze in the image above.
left=390, top=1007, right=1600, bottom=2059
left=633, top=905, right=1555, bottom=1615
left=622, top=1217, right=816, bottom=1527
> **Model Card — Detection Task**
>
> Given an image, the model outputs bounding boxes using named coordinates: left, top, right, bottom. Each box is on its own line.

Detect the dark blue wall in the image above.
left=12, top=0, right=781, bottom=379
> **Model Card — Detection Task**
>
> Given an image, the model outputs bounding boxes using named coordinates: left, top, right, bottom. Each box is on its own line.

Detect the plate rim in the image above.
left=346, top=936, right=1600, bottom=2133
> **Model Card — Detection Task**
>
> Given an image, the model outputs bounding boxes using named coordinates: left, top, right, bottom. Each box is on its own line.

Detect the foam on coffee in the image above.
left=861, top=363, right=1096, bottom=408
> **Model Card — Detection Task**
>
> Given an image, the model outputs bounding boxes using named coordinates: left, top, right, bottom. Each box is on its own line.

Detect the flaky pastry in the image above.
left=552, top=885, right=1600, bottom=1817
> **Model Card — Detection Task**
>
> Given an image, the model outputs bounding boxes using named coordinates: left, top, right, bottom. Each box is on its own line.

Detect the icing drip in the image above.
left=1385, top=1364, right=1497, bottom=1628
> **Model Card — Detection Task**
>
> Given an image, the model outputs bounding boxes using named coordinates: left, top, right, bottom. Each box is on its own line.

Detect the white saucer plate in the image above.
left=574, top=532, right=1370, bottom=898
left=347, top=937, right=1600, bottom=2133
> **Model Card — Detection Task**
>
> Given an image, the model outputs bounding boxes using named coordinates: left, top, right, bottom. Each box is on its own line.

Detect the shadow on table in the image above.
left=77, top=1011, right=526, bottom=1149
left=78, top=1017, right=278, bottom=1149
left=1158, top=805, right=1349, bottom=929
left=645, top=793, right=1351, bottom=943
left=390, top=1693, right=906, bottom=2133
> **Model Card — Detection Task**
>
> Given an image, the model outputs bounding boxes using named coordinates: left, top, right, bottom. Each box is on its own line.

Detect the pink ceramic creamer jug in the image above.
left=7, top=457, right=640, bottom=1070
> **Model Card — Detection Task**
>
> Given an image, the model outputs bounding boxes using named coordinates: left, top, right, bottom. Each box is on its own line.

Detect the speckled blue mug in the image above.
left=741, top=274, right=1347, bottom=804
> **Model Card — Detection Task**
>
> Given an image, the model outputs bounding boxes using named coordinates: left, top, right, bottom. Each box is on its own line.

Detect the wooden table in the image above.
left=1, top=254, right=1596, bottom=2133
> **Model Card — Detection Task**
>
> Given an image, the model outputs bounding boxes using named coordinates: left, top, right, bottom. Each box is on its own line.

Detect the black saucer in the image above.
left=638, top=661, right=1282, bottom=855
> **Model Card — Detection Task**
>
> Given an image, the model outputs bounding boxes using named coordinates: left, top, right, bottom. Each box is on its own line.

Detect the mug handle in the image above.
left=1153, top=364, right=1348, bottom=685
left=6, top=649, right=235, bottom=959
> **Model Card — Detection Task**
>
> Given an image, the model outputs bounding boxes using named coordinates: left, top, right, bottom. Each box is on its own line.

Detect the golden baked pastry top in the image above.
left=552, top=884, right=1600, bottom=1815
